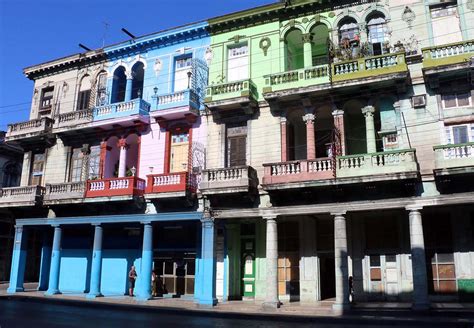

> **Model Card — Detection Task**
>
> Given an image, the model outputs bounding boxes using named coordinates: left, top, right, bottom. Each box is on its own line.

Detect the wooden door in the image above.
left=170, top=132, right=189, bottom=173
left=30, top=153, right=45, bottom=186
left=228, top=136, right=246, bottom=167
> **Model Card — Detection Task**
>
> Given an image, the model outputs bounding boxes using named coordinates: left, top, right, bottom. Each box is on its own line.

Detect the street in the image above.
left=0, top=297, right=472, bottom=328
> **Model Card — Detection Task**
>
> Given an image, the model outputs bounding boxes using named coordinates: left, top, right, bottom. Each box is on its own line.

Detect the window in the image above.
left=170, top=131, right=190, bottom=173
left=1, top=162, right=20, bottom=188
left=30, top=153, right=45, bottom=186
left=77, top=75, right=91, bottom=111
left=430, top=4, right=462, bottom=45
left=174, top=56, right=193, bottom=92
left=339, top=19, right=359, bottom=44
left=442, top=92, right=471, bottom=109
left=445, top=124, right=474, bottom=144
left=40, top=87, right=54, bottom=112
left=88, top=146, right=101, bottom=179
left=227, top=43, right=249, bottom=82
left=96, top=73, right=107, bottom=106
left=226, top=125, right=247, bottom=167
left=367, top=15, right=388, bottom=55
left=70, top=148, right=84, bottom=182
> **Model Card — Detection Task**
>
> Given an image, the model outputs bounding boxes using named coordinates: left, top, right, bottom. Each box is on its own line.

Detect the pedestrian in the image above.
left=151, top=270, right=157, bottom=297
left=129, top=265, right=137, bottom=297
left=348, top=276, right=354, bottom=302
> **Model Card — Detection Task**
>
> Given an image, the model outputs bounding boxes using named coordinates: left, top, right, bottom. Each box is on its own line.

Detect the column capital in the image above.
left=361, top=105, right=375, bottom=117
left=14, top=225, right=23, bottom=234
left=301, top=33, right=313, bottom=44
left=117, top=138, right=129, bottom=149
left=125, top=71, right=134, bottom=80
left=91, top=223, right=102, bottom=227
left=52, top=224, right=61, bottom=228
left=280, top=116, right=287, bottom=124
left=406, top=205, right=423, bottom=212
left=331, top=211, right=347, bottom=217
left=141, top=221, right=152, bottom=226
left=302, top=113, right=315, bottom=124
left=332, top=109, right=344, bottom=117
left=262, top=214, right=277, bottom=221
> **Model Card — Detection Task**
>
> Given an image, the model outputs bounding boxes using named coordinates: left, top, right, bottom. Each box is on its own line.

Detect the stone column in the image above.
left=37, top=229, right=52, bottom=291
left=117, top=138, right=128, bottom=178
left=302, top=33, right=313, bottom=68
left=46, top=226, right=62, bottom=295
left=303, top=112, right=316, bottom=160
left=280, top=117, right=289, bottom=162
left=407, top=207, right=430, bottom=310
left=80, top=144, right=91, bottom=182
left=7, top=226, right=28, bottom=293
left=332, top=109, right=346, bottom=156
left=332, top=212, right=350, bottom=311
left=20, top=151, right=32, bottom=186
left=361, top=106, right=377, bottom=153
left=87, top=225, right=103, bottom=298
left=99, top=140, right=109, bottom=179
left=198, top=215, right=218, bottom=307
left=137, top=222, right=153, bottom=301
left=263, top=215, right=280, bottom=309
left=125, top=71, right=133, bottom=102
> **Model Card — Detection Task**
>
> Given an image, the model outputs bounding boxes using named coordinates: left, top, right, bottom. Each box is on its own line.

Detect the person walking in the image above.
left=151, top=270, right=157, bottom=297
left=128, top=265, right=137, bottom=297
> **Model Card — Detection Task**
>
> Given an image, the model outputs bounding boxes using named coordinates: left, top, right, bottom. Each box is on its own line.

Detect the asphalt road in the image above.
left=0, top=297, right=472, bottom=328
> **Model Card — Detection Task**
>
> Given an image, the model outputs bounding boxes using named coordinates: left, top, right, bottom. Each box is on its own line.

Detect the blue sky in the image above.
left=0, top=0, right=275, bottom=131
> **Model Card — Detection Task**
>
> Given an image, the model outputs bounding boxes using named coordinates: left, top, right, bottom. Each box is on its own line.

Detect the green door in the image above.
left=241, top=238, right=255, bottom=297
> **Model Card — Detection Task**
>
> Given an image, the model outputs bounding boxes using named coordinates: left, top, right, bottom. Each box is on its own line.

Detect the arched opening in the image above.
left=96, top=71, right=108, bottom=106
left=111, top=66, right=127, bottom=104
left=337, top=17, right=360, bottom=60
left=2, top=162, right=21, bottom=187
left=310, top=23, right=329, bottom=66
left=287, top=109, right=307, bottom=160
left=374, top=96, right=399, bottom=151
left=77, top=75, right=91, bottom=111
left=314, top=104, right=334, bottom=158
left=131, top=62, right=145, bottom=100
left=285, top=29, right=304, bottom=71
left=104, top=134, right=140, bottom=178
left=366, top=12, right=389, bottom=56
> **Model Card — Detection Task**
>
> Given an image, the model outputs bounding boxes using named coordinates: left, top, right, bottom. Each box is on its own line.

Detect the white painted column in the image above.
left=407, top=206, right=430, bottom=310
left=20, top=151, right=32, bottom=186
left=117, top=138, right=128, bottom=178
left=299, top=217, right=318, bottom=303
left=333, top=211, right=350, bottom=311
left=361, top=106, right=377, bottom=153
left=302, top=33, right=313, bottom=68
left=263, top=215, right=280, bottom=309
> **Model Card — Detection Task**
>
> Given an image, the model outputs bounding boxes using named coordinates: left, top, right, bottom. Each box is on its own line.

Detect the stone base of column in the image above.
left=45, top=289, right=61, bottom=296
left=332, top=302, right=351, bottom=312
left=86, top=292, right=103, bottom=299
left=262, top=301, right=281, bottom=310
left=7, top=286, right=24, bottom=293
left=411, top=302, right=430, bottom=311
left=196, top=298, right=218, bottom=308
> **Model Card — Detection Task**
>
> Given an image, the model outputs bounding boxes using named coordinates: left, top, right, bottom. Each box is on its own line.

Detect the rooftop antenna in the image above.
left=121, top=28, right=136, bottom=39
left=102, top=21, right=110, bottom=48
left=79, top=43, right=92, bottom=51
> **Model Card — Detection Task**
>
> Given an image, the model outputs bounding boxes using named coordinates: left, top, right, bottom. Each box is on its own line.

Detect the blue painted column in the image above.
left=198, top=215, right=217, bottom=307
left=37, top=229, right=52, bottom=291
left=124, top=74, right=133, bottom=102
left=194, top=222, right=202, bottom=303
left=7, top=226, right=28, bottom=293
left=87, top=225, right=103, bottom=298
left=45, top=226, right=62, bottom=295
left=137, top=222, right=153, bottom=301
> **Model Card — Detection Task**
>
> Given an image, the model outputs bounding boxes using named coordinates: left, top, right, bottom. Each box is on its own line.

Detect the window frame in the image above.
left=226, top=42, right=249, bottom=83
left=39, top=87, right=54, bottom=112
left=441, top=91, right=472, bottom=109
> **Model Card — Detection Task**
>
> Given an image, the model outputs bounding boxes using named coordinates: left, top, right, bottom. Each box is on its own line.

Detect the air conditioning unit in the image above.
left=411, top=95, right=426, bottom=108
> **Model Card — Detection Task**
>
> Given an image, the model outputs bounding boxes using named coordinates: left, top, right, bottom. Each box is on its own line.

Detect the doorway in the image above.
left=319, top=253, right=336, bottom=300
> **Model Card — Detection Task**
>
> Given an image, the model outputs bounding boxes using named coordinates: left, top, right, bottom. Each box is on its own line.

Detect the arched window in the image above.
left=131, top=62, right=145, bottom=99
left=96, top=72, right=107, bottom=106
left=111, top=66, right=127, bottom=104
left=77, top=75, right=91, bottom=111
left=338, top=18, right=359, bottom=46
left=367, top=13, right=388, bottom=55
left=285, top=29, right=304, bottom=71
left=2, top=162, right=21, bottom=188
left=310, top=23, right=329, bottom=66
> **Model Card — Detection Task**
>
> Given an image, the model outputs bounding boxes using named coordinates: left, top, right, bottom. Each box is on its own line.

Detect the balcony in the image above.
left=43, top=182, right=86, bottom=205
left=336, top=149, right=418, bottom=181
left=94, top=98, right=150, bottom=121
left=54, top=109, right=93, bottom=131
left=433, top=143, right=474, bottom=176
left=0, top=185, right=45, bottom=208
left=422, top=40, right=474, bottom=71
left=262, top=65, right=330, bottom=99
left=85, top=176, right=145, bottom=199
left=200, top=166, right=258, bottom=195
left=262, top=158, right=334, bottom=190
left=5, top=117, right=54, bottom=143
left=145, top=172, right=198, bottom=199
left=331, top=52, right=408, bottom=85
left=205, top=79, right=258, bottom=119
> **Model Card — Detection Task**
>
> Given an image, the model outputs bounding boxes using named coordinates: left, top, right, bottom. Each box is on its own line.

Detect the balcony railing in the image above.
left=55, top=109, right=93, bottom=129
left=43, top=182, right=86, bottom=203
left=145, top=172, right=198, bottom=194
left=434, top=142, right=474, bottom=171
left=262, top=158, right=334, bottom=186
left=422, top=40, right=474, bottom=69
left=200, top=166, right=258, bottom=194
left=337, top=149, right=417, bottom=178
left=93, top=98, right=150, bottom=121
left=332, top=52, right=407, bottom=82
left=153, top=89, right=200, bottom=111
left=263, top=64, right=330, bottom=94
left=0, top=185, right=45, bottom=206
left=205, top=79, right=257, bottom=104
left=85, top=176, right=145, bottom=198
left=6, top=117, right=54, bottom=140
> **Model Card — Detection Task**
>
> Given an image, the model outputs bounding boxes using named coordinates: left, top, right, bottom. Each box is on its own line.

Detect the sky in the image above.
left=0, top=0, right=276, bottom=131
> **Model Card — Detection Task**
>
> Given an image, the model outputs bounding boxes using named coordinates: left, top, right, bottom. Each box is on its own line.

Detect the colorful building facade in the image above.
left=2, top=0, right=474, bottom=309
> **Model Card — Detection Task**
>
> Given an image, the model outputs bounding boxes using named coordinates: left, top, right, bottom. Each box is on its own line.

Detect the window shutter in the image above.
left=229, top=136, right=246, bottom=167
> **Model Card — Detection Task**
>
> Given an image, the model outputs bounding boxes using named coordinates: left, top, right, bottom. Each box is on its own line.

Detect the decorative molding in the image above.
left=302, top=33, right=313, bottom=43
left=228, top=35, right=247, bottom=44
left=467, top=0, right=474, bottom=11
left=205, top=47, right=213, bottom=66
left=402, top=6, right=416, bottom=29
left=153, top=59, right=163, bottom=77
left=259, top=37, right=272, bottom=56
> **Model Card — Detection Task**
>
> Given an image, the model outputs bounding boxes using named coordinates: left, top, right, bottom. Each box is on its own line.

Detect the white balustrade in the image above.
left=308, top=159, right=332, bottom=172
left=110, top=179, right=129, bottom=190
left=89, top=181, right=105, bottom=191
left=153, top=174, right=181, bottom=186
